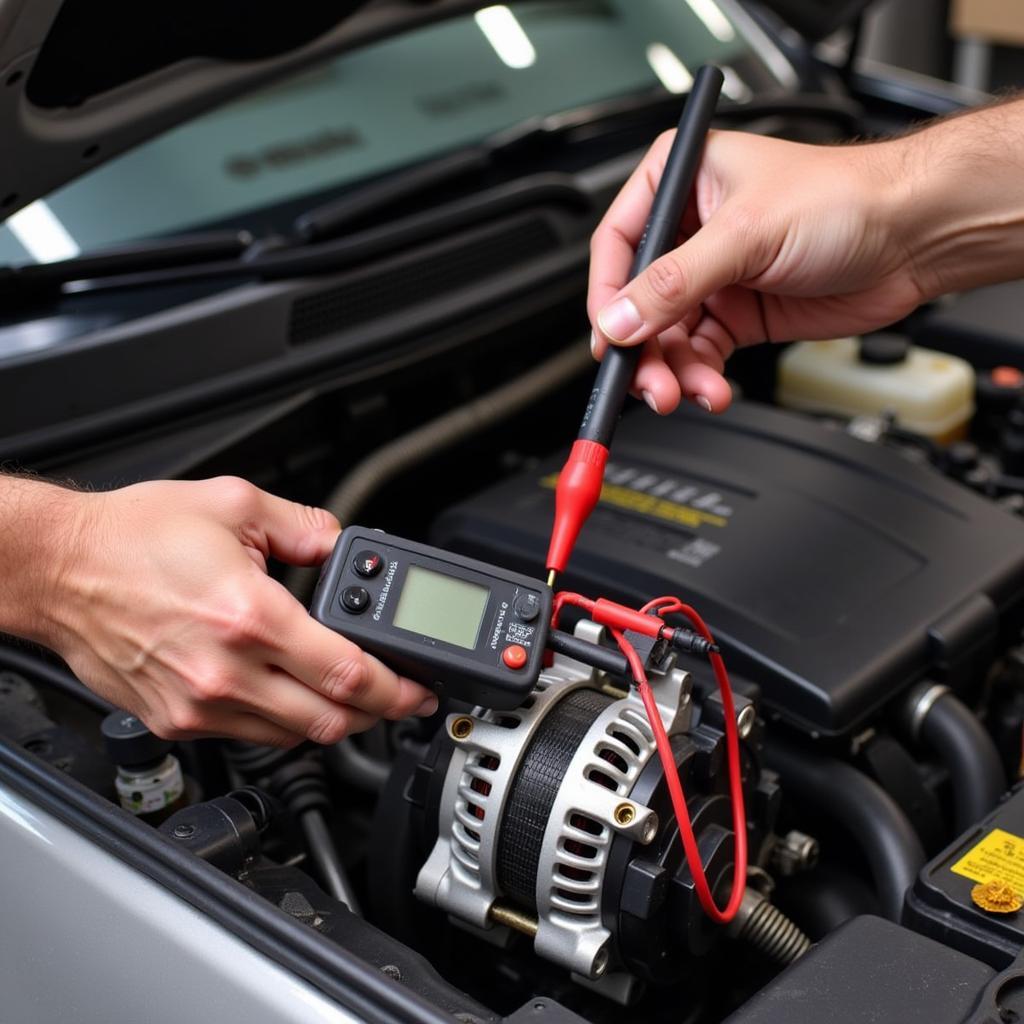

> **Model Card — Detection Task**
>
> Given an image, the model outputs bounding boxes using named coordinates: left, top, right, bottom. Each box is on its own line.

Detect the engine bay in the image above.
left=4, top=322, right=1024, bottom=1022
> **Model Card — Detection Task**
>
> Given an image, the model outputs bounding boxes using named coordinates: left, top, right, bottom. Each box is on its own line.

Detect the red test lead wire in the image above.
left=619, top=616, right=747, bottom=925
left=552, top=590, right=748, bottom=925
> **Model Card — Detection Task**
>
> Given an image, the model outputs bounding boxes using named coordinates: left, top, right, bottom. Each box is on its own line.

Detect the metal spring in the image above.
left=736, top=898, right=811, bottom=964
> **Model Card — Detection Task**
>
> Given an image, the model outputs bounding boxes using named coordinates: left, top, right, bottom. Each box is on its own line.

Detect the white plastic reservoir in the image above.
left=776, top=335, right=976, bottom=442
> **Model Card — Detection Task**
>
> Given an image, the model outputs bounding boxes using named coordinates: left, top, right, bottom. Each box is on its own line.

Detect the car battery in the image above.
left=906, top=783, right=1024, bottom=967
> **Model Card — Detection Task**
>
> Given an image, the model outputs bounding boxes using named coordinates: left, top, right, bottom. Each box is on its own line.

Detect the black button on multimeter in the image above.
left=340, top=586, right=371, bottom=613
left=311, top=528, right=551, bottom=709
left=353, top=550, right=383, bottom=578
left=514, top=592, right=541, bottom=622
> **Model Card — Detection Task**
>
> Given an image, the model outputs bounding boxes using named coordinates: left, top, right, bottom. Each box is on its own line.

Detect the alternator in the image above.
left=415, top=621, right=694, bottom=981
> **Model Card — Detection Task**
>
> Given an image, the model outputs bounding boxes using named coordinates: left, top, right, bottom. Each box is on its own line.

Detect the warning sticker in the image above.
left=951, top=828, right=1024, bottom=892
left=540, top=474, right=728, bottom=530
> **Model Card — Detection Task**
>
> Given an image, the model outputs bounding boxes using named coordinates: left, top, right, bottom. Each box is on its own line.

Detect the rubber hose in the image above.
left=300, top=807, right=362, bottom=915
left=916, top=688, right=1006, bottom=832
left=767, top=742, right=925, bottom=921
left=0, top=645, right=114, bottom=715
left=777, top=865, right=878, bottom=937
left=325, top=738, right=390, bottom=793
left=286, top=340, right=591, bottom=603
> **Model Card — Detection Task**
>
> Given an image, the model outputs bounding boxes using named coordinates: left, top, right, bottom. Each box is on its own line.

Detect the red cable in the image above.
left=553, top=592, right=748, bottom=925
left=551, top=592, right=595, bottom=629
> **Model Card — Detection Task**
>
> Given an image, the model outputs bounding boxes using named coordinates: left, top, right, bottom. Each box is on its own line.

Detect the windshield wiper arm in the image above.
left=294, top=146, right=493, bottom=242
left=292, top=87, right=681, bottom=243
left=0, top=230, right=252, bottom=298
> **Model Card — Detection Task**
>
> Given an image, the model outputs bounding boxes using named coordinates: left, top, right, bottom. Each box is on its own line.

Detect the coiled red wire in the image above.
left=552, top=592, right=747, bottom=925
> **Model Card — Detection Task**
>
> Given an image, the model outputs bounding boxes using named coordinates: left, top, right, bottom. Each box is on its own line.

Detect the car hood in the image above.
left=0, top=0, right=482, bottom=218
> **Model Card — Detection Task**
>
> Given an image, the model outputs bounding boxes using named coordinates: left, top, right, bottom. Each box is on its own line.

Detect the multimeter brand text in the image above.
left=373, top=560, right=399, bottom=621
left=490, top=601, right=509, bottom=650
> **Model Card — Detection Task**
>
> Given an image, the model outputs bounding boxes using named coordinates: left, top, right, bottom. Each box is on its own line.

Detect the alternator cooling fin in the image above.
left=496, top=688, right=613, bottom=909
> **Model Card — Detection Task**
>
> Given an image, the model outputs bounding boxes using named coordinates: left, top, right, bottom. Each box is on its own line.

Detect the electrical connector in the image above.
left=665, top=627, right=720, bottom=660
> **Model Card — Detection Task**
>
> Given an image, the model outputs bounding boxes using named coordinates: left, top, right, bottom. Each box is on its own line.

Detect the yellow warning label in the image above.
left=951, top=828, right=1024, bottom=892
left=539, top=475, right=728, bottom=530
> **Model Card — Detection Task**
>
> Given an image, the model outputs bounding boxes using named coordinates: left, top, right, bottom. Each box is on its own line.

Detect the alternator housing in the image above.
left=416, top=622, right=709, bottom=981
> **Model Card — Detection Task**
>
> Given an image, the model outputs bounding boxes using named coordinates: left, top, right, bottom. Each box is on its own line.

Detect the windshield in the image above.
left=0, top=0, right=787, bottom=264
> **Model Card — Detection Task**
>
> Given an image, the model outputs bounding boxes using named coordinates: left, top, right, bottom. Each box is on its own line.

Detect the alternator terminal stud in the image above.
left=614, top=802, right=636, bottom=826
left=450, top=716, right=474, bottom=741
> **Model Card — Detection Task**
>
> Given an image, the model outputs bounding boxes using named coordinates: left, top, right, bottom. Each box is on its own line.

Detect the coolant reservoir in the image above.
left=776, top=335, right=976, bottom=442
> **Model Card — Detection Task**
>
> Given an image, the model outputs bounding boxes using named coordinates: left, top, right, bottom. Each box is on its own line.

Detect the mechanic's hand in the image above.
left=45, top=477, right=438, bottom=747
left=588, top=129, right=926, bottom=414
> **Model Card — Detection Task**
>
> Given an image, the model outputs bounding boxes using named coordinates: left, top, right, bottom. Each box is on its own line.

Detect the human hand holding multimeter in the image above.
left=310, top=528, right=551, bottom=709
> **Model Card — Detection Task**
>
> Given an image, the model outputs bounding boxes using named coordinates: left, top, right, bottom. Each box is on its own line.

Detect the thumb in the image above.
left=595, top=208, right=750, bottom=347
left=254, top=491, right=341, bottom=566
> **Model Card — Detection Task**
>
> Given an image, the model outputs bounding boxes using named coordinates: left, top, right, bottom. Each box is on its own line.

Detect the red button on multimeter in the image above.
left=502, top=644, right=528, bottom=670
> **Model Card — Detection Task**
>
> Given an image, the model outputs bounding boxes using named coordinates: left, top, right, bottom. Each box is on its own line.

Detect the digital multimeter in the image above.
left=310, top=528, right=551, bottom=709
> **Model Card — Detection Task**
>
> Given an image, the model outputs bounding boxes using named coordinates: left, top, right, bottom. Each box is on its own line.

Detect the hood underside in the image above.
left=0, top=0, right=481, bottom=219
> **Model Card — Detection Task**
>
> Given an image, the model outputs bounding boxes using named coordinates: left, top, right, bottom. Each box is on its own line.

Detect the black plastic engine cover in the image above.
left=723, top=916, right=995, bottom=1024
left=432, top=402, right=1024, bottom=736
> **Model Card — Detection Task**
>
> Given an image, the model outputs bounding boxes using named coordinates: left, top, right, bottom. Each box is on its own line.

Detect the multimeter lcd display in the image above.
left=392, top=565, right=490, bottom=650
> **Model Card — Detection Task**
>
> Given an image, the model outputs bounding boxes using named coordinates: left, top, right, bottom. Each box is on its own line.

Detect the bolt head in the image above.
left=737, top=704, right=756, bottom=739
left=172, top=823, right=195, bottom=839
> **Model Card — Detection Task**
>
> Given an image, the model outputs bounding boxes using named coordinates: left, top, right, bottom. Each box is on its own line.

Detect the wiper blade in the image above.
left=294, top=146, right=492, bottom=242
left=63, top=172, right=590, bottom=295
left=0, top=230, right=252, bottom=297
left=294, top=87, right=680, bottom=243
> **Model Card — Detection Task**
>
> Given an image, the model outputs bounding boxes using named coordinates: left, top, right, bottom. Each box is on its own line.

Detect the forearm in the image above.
left=892, top=96, right=1024, bottom=299
left=0, top=476, right=90, bottom=646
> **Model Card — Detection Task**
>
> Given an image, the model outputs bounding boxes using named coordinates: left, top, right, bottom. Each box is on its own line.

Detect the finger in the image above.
left=662, top=331, right=734, bottom=414
left=244, top=669, right=379, bottom=743
left=632, top=336, right=682, bottom=414
left=265, top=586, right=438, bottom=720
left=592, top=305, right=702, bottom=362
left=252, top=490, right=342, bottom=566
left=587, top=132, right=676, bottom=327
left=157, top=653, right=380, bottom=744
left=170, top=709, right=306, bottom=748
left=594, top=206, right=760, bottom=347
left=702, top=283, right=773, bottom=348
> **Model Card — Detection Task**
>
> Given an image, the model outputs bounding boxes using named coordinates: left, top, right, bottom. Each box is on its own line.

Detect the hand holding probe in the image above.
left=545, top=65, right=724, bottom=588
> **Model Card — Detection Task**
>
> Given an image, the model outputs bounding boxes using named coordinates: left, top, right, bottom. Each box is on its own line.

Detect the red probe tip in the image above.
left=545, top=439, right=609, bottom=575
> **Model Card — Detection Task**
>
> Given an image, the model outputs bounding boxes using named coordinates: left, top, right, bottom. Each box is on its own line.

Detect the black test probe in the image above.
left=545, top=65, right=725, bottom=587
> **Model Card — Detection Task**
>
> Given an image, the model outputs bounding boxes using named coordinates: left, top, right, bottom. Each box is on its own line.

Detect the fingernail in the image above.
left=415, top=694, right=439, bottom=717
left=597, top=297, right=643, bottom=342
left=641, top=390, right=659, bottom=413
left=695, top=395, right=713, bottom=413
left=589, top=330, right=598, bottom=357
